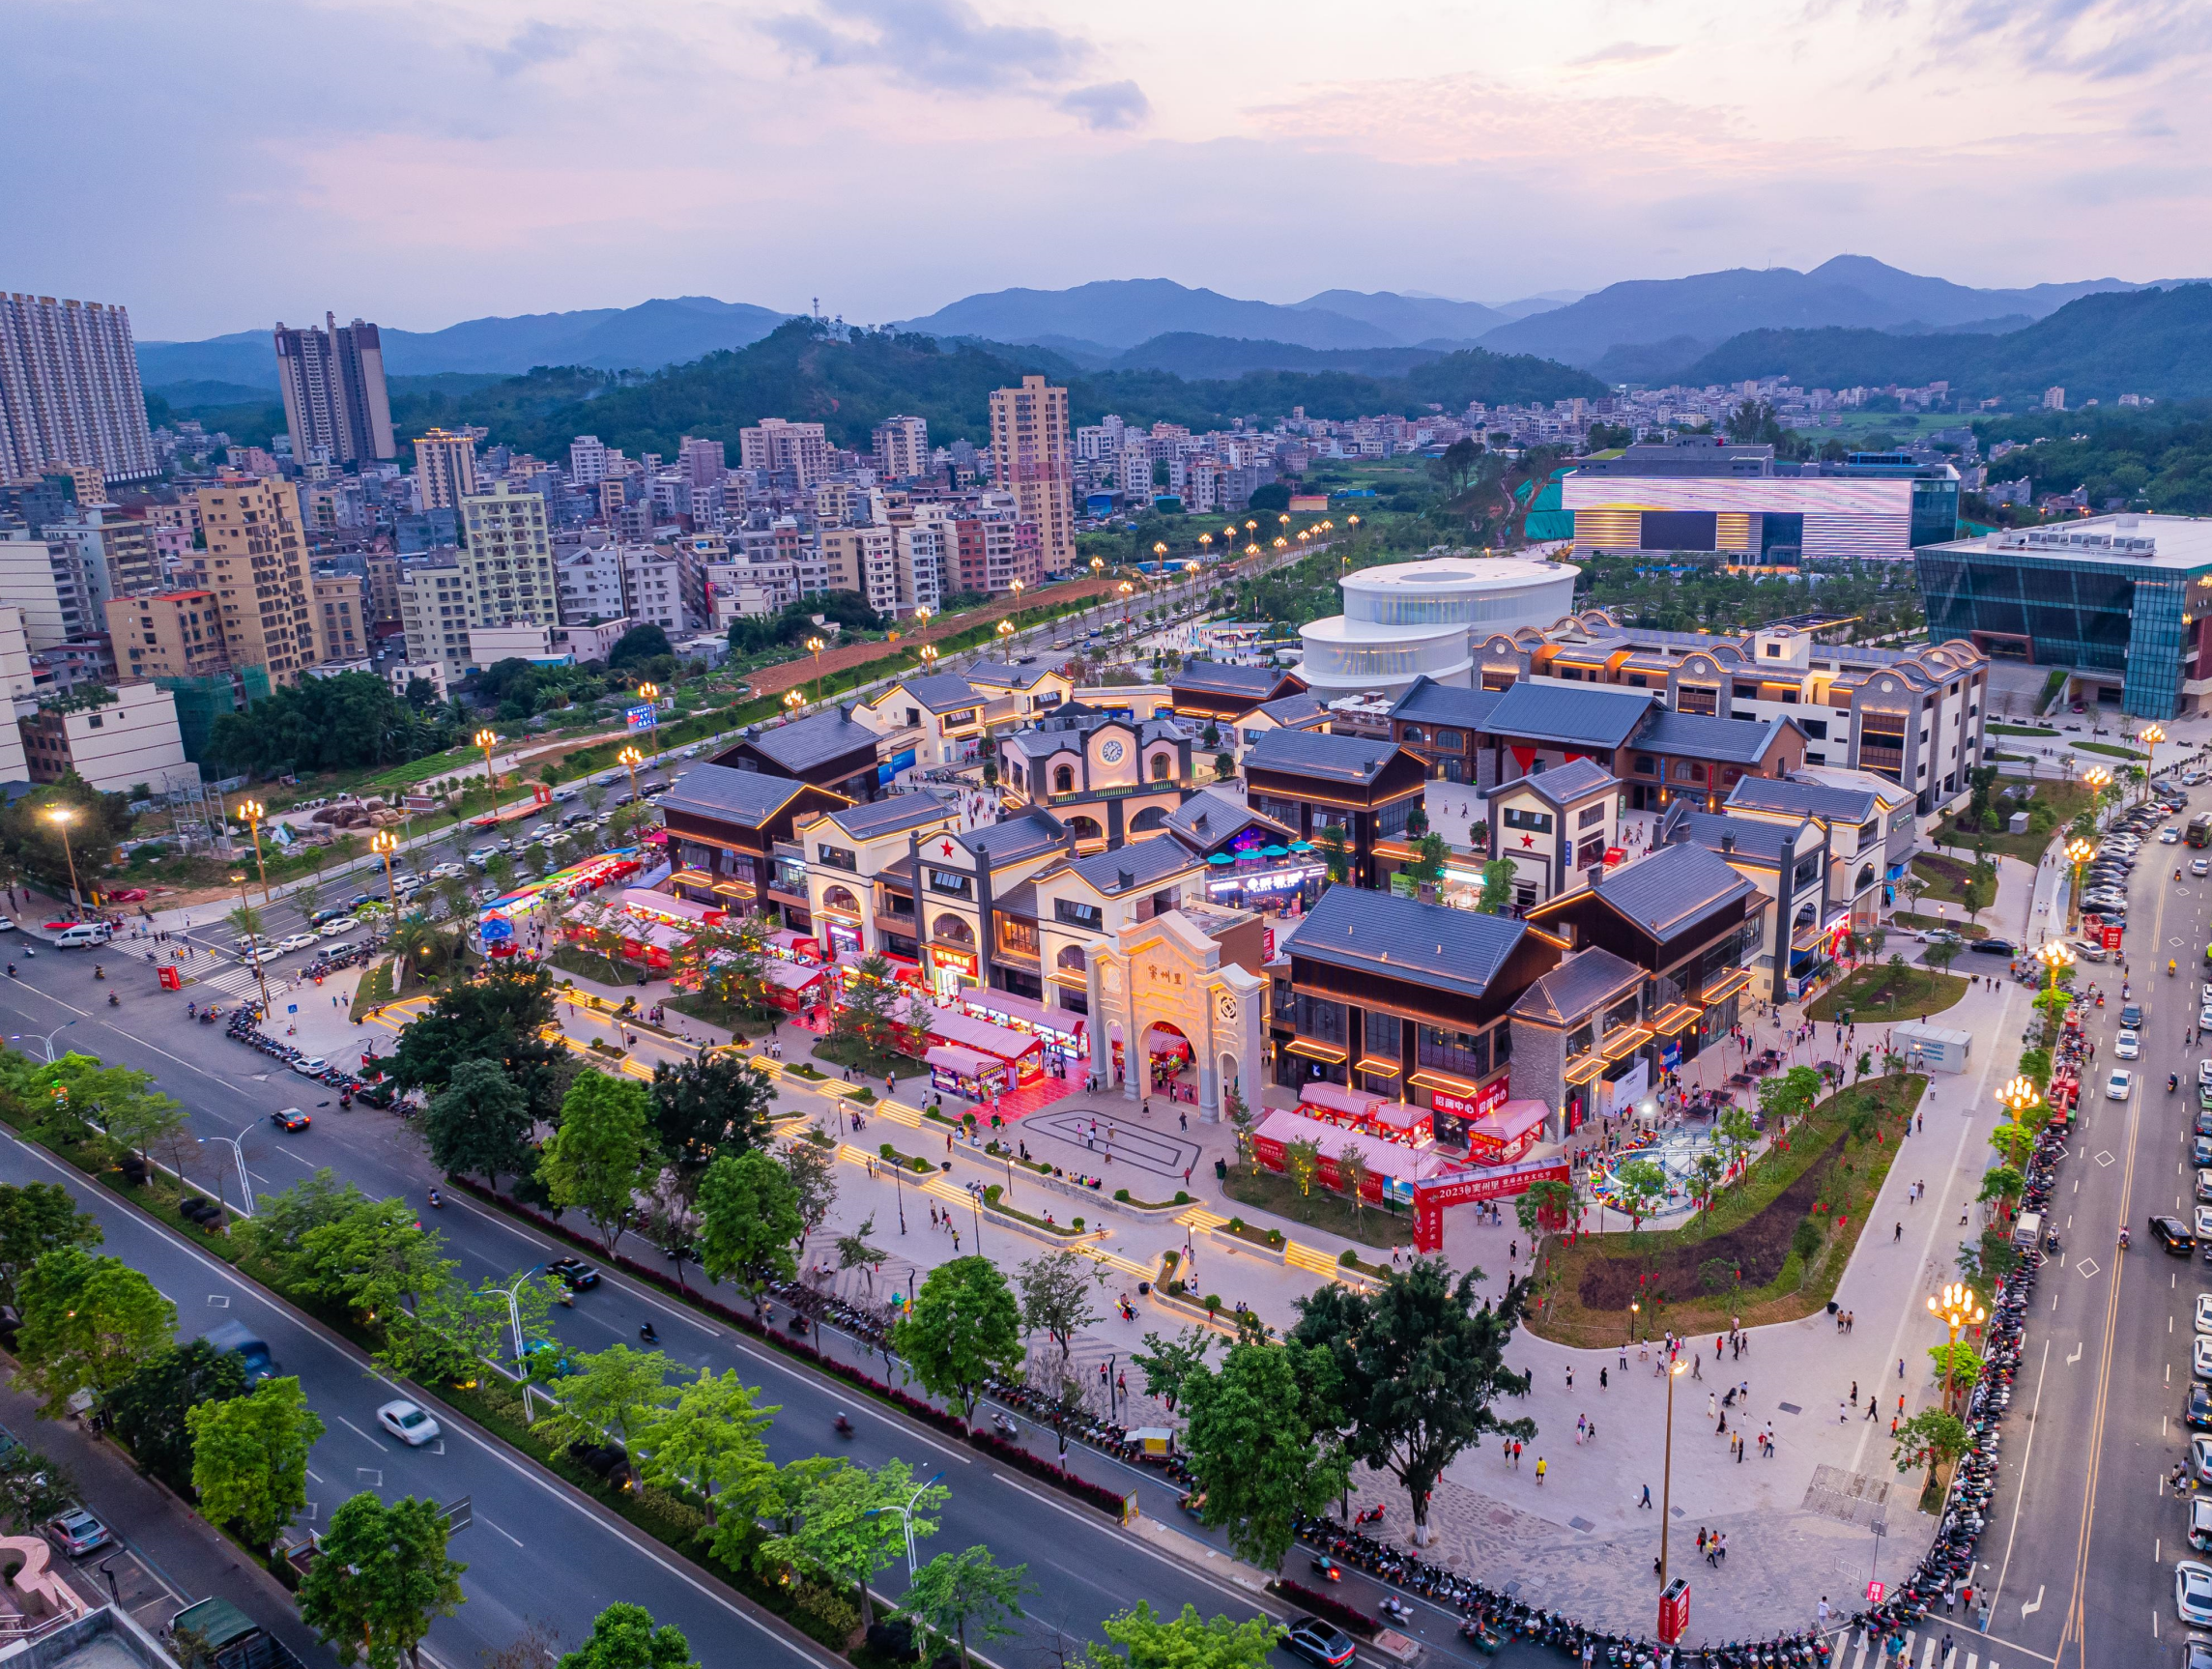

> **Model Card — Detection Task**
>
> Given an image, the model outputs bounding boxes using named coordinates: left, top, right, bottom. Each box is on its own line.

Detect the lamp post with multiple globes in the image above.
left=236, top=797, right=272, bottom=903
left=43, top=805, right=80, bottom=914
left=1927, top=1282, right=1987, bottom=1415
left=2064, top=835, right=2095, bottom=931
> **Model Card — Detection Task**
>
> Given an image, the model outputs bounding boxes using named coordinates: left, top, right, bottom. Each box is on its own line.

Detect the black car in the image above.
left=2188, top=1383, right=2212, bottom=1431
left=1280, top=1619, right=1358, bottom=1669
left=355, top=1081, right=397, bottom=1109
left=271, top=1108, right=311, bottom=1132
left=547, top=1255, right=600, bottom=1290
left=1970, top=938, right=2017, bottom=956
left=2154, top=1215, right=2198, bottom=1256
left=308, top=906, right=350, bottom=927
left=348, top=894, right=374, bottom=911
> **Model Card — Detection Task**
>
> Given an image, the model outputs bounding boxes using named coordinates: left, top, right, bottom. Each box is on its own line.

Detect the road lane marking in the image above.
left=2066, top=1341, right=2082, bottom=1364
left=2022, top=1584, right=2044, bottom=1617
left=481, top=1515, right=525, bottom=1548
left=339, top=1416, right=389, bottom=1452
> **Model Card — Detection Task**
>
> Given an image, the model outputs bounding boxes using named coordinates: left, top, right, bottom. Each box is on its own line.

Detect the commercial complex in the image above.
left=1560, top=436, right=1960, bottom=561
left=1296, top=554, right=1582, bottom=700
left=273, top=314, right=395, bottom=466
left=0, top=293, right=158, bottom=484
left=1914, top=515, right=2212, bottom=720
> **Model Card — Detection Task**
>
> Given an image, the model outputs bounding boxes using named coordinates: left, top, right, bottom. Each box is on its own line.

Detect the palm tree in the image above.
left=388, top=914, right=443, bottom=988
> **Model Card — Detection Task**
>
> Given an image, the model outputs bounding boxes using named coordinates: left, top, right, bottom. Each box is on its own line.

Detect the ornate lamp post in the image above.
left=1997, top=1074, right=2041, bottom=1125
left=475, top=729, right=501, bottom=819
left=236, top=797, right=272, bottom=903
left=805, top=636, right=826, bottom=705
left=1659, top=1357, right=1688, bottom=1582
left=783, top=688, right=805, bottom=717
left=2064, top=835, right=2094, bottom=930
left=2032, top=939, right=2074, bottom=993
left=618, top=745, right=646, bottom=813
left=1927, top=1282, right=1986, bottom=1415
left=43, top=805, right=81, bottom=914
left=2141, top=723, right=2167, bottom=795
left=370, top=829, right=402, bottom=916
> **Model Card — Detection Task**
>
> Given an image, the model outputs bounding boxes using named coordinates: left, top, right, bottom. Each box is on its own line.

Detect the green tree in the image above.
left=1977, top=1165, right=2024, bottom=1221
left=782, top=1138, right=839, bottom=1263
left=1082, top=1602, right=1278, bottom=1669
left=1335, top=1142, right=1370, bottom=1219
left=0, top=1443, right=75, bottom=1536
left=828, top=952, right=925, bottom=1063
left=15, top=1247, right=174, bottom=1416
left=1017, top=1250, right=1105, bottom=1367
left=187, top=1375, right=324, bottom=1553
left=0, top=1182, right=100, bottom=1309
left=1129, top=1328, right=1213, bottom=1413
left=1610, top=1158, right=1670, bottom=1238
left=297, top=1196, right=457, bottom=1321
left=1477, top=857, right=1515, bottom=915
left=761, top=1457, right=945, bottom=1628
left=1314, top=824, right=1351, bottom=886
left=535, top=1343, right=676, bottom=1453
left=695, top=1149, right=802, bottom=1311
left=239, top=1167, right=370, bottom=1279
left=539, top=1070, right=656, bottom=1252
left=1961, top=870, right=1997, bottom=926
left=390, top=963, right=566, bottom=1120
left=894, top=1254, right=1024, bottom=1429
left=1181, top=1340, right=1348, bottom=1569
left=1928, top=1340, right=1986, bottom=1410
left=1290, top=1257, right=1535, bottom=1546
left=636, top=1368, right=778, bottom=1530
left=555, top=1605, right=696, bottom=1669
left=423, top=1057, right=536, bottom=1191
left=1891, top=1408, right=1969, bottom=1495
left=296, top=1492, right=467, bottom=1669
left=1281, top=1137, right=1321, bottom=1197
left=1988, top=1121, right=2036, bottom=1170
left=106, top=1339, right=248, bottom=1495
left=1923, top=938, right=1962, bottom=976
left=1515, top=1175, right=1579, bottom=1249
left=899, top=1545, right=1034, bottom=1669
left=646, top=1053, right=775, bottom=1207
left=1402, top=831, right=1449, bottom=887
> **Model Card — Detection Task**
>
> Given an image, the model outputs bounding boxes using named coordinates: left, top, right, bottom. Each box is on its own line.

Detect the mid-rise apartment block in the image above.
left=0, top=293, right=158, bottom=484
left=397, top=555, right=468, bottom=673
left=414, top=428, right=479, bottom=510
left=196, top=476, right=315, bottom=686
left=872, top=416, right=929, bottom=481
left=989, top=376, right=1074, bottom=576
left=677, top=436, right=726, bottom=487
left=311, top=573, right=370, bottom=664
left=556, top=542, right=627, bottom=625
left=737, top=418, right=829, bottom=489
left=620, top=546, right=695, bottom=633
left=105, top=590, right=229, bottom=682
left=570, top=435, right=611, bottom=486
left=19, top=681, right=192, bottom=793
left=458, top=485, right=555, bottom=640
left=273, top=314, right=395, bottom=465
left=820, top=525, right=899, bottom=617
left=0, top=533, right=93, bottom=648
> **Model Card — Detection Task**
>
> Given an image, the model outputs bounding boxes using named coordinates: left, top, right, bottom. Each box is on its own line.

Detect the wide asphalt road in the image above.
left=0, top=942, right=1553, bottom=1669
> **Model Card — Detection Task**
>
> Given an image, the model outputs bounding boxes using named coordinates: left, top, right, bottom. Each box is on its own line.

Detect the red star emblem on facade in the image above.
left=939, top=840, right=955, bottom=857
left=1520, top=834, right=1536, bottom=849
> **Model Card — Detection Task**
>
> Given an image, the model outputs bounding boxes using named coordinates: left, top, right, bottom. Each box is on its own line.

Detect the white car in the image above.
left=319, top=917, right=359, bottom=936
left=376, top=1399, right=442, bottom=1448
left=2116, top=1029, right=2141, bottom=1059
left=2165, top=827, right=2184, bottom=844
left=2199, top=1005, right=2212, bottom=1031
left=2177, top=1558, right=2212, bottom=1626
left=429, top=863, right=464, bottom=879
left=290, top=1056, right=328, bottom=1077
left=2196, top=1294, right=2212, bottom=1336
left=234, top=935, right=272, bottom=953
left=2108, top=1069, right=2135, bottom=1102
left=275, top=933, right=318, bottom=954
left=240, top=947, right=280, bottom=968
left=2195, top=1204, right=2212, bottom=1243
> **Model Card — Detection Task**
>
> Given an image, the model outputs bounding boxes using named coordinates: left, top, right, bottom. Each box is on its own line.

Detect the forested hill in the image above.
left=1680, top=283, right=2212, bottom=402
left=380, top=320, right=1605, bottom=461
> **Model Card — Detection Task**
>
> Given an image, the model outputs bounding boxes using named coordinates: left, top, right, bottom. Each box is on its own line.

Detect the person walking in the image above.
left=1534, top=1455, right=1546, bottom=1486
left=1639, top=1483, right=1652, bottom=1509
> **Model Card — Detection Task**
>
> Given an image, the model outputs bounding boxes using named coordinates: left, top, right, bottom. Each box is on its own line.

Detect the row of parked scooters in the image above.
left=224, top=1003, right=394, bottom=1106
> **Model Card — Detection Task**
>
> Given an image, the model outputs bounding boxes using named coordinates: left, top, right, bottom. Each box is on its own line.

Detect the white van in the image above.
left=53, top=922, right=112, bottom=948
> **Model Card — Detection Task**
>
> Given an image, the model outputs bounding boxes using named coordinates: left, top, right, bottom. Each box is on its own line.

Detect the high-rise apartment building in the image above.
left=458, top=484, right=556, bottom=642
left=737, top=418, right=829, bottom=489
left=872, top=416, right=929, bottom=481
left=988, top=375, right=1074, bottom=575
left=396, top=556, right=467, bottom=674
left=273, top=314, right=395, bottom=465
left=677, top=436, right=726, bottom=488
left=0, top=293, right=158, bottom=485
left=570, top=435, right=610, bottom=486
left=311, top=573, right=370, bottom=664
left=196, top=476, right=316, bottom=685
left=414, top=428, right=479, bottom=509
left=0, top=532, right=91, bottom=648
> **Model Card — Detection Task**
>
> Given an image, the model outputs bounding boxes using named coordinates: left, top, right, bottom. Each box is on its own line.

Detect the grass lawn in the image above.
left=1937, top=778, right=2090, bottom=863
left=663, top=990, right=777, bottom=1038
left=2076, top=740, right=2147, bottom=761
left=813, top=1033, right=929, bottom=1083
left=1910, top=852, right=1981, bottom=906
left=549, top=945, right=639, bottom=987
left=1989, top=724, right=2059, bottom=738
left=349, top=959, right=394, bottom=1022
left=1526, top=1074, right=1927, bottom=1348
left=1221, top=1164, right=1415, bottom=1249
left=1805, top=963, right=1968, bottom=1023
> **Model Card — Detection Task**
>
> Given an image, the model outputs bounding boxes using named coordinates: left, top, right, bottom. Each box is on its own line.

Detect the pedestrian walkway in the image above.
left=1843, top=1625, right=2001, bottom=1669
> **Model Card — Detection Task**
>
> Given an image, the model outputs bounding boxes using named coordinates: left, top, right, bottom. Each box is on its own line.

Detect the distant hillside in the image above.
left=399, top=321, right=1604, bottom=461
left=1680, top=283, right=2212, bottom=402
left=136, top=296, right=797, bottom=388
left=1105, top=333, right=1461, bottom=379
left=894, top=279, right=1403, bottom=352
left=1289, top=289, right=1508, bottom=341
left=1477, top=255, right=2159, bottom=369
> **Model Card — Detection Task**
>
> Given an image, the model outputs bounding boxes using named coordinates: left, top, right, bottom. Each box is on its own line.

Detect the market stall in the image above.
left=761, top=958, right=828, bottom=1014
left=926, top=1044, right=1012, bottom=1101
left=1248, top=1106, right=1463, bottom=1203
left=1297, top=1079, right=1387, bottom=1126
left=929, top=1009, right=1045, bottom=1086
left=1463, top=1097, right=1547, bottom=1165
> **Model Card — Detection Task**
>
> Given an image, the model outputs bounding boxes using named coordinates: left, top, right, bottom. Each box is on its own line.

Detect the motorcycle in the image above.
left=990, top=1411, right=1019, bottom=1441
left=106, top=992, right=118, bottom=1008
left=833, top=1412, right=853, bottom=1438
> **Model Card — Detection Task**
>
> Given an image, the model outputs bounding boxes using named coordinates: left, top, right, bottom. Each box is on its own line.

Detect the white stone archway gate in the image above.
left=1085, top=910, right=1265, bottom=1123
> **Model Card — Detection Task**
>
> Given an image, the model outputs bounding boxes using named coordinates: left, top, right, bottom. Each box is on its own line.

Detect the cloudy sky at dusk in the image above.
left=9, top=0, right=2206, bottom=340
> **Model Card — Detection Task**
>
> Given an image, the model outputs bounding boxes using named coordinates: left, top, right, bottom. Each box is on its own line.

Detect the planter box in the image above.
left=1206, top=1224, right=1288, bottom=1265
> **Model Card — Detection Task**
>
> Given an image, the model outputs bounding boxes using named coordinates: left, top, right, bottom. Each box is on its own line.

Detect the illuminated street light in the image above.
left=43, top=805, right=80, bottom=913
left=1927, top=1282, right=1987, bottom=1415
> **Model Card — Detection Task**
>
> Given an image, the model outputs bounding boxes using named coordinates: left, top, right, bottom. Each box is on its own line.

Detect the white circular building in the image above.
left=1296, top=554, right=1580, bottom=699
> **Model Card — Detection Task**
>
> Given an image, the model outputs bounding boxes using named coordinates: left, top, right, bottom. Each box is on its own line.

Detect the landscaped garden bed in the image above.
left=1526, top=1073, right=1927, bottom=1347
left=1221, top=1164, right=1414, bottom=1249
left=1805, top=963, right=1968, bottom=1023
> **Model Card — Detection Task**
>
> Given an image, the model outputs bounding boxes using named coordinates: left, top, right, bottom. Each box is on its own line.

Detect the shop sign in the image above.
left=932, top=946, right=979, bottom=978
left=1429, top=1076, right=1508, bottom=1123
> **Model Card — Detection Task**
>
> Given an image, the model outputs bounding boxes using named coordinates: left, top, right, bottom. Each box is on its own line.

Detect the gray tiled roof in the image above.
left=1288, top=885, right=1533, bottom=1000
left=884, top=673, right=983, bottom=714
left=822, top=793, right=955, bottom=841
left=742, top=707, right=878, bottom=772
left=1509, top=947, right=1645, bottom=1025
left=1254, top=692, right=1329, bottom=727
left=965, top=657, right=1063, bottom=690
left=1668, top=808, right=1810, bottom=868
left=1067, top=836, right=1201, bottom=896
left=1173, top=660, right=1294, bottom=700
left=1164, top=789, right=1292, bottom=849
left=963, top=809, right=1067, bottom=866
left=1243, top=727, right=1403, bottom=786
left=1581, top=841, right=1757, bottom=939
left=1634, top=708, right=1792, bottom=764
left=1508, top=757, right=1618, bottom=808
left=1483, top=680, right=1656, bottom=750
left=1389, top=676, right=1504, bottom=731
left=1729, top=774, right=1879, bottom=822
left=656, top=763, right=811, bottom=828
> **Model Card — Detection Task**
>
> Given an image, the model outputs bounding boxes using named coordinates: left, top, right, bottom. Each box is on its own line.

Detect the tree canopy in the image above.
left=538, top=1070, right=656, bottom=1252
left=894, top=1255, right=1024, bottom=1429
left=390, top=964, right=567, bottom=1119
left=424, top=1057, right=536, bottom=1191
left=187, top=1375, right=324, bottom=1551
left=209, top=672, right=456, bottom=776
left=15, top=1247, right=175, bottom=1416
left=297, top=1492, right=467, bottom=1669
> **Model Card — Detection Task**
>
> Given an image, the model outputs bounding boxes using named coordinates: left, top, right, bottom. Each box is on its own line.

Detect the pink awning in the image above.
left=1371, top=1102, right=1434, bottom=1135
left=620, top=886, right=722, bottom=925
left=1471, top=1098, right=1549, bottom=1144
left=1251, top=1108, right=1455, bottom=1184
left=930, top=1009, right=1041, bottom=1063
left=1299, top=1080, right=1384, bottom=1120
left=761, top=960, right=826, bottom=992
left=927, top=1045, right=1003, bottom=1079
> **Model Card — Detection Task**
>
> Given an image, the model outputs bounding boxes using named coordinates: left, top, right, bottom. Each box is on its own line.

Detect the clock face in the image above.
left=1100, top=738, right=1126, bottom=764
left=1217, top=993, right=1238, bottom=1022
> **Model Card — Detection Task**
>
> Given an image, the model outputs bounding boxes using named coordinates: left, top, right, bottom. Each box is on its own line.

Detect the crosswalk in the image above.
left=194, top=963, right=271, bottom=1000
left=1841, top=1626, right=1999, bottom=1669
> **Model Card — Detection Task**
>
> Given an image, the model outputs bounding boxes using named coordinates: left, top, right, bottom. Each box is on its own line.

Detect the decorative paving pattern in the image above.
left=1800, top=1464, right=1891, bottom=1531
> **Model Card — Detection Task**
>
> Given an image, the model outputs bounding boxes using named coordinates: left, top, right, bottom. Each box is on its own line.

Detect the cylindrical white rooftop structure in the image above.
left=1297, top=554, right=1580, bottom=699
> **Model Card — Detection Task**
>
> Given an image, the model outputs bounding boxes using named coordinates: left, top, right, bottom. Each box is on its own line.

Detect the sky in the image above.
left=9, top=0, right=2210, bottom=341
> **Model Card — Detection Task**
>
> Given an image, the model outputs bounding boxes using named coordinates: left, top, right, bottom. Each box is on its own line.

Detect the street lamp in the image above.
left=236, top=797, right=272, bottom=904
left=1997, top=1074, right=2041, bottom=1124
left=2082, top=764, right=2111, bottom=803
left=618, top=746, right=646, bottom=817
left=636, top=680, right=660, bottom=707
left=1628, top=1297, right=1641, bottom=1346
left=231, top=872, right=274, bottom=1020
left=10, top=1021, right=75, bottom=1063
left=43, top=805, right=81, bottom=915
left=2032, top=939, right=2074, bottom=993
left=497, top=1264, right=549, bottom=1421
left=370, top=829, right=402, bottom=917
left=1926, top=1282, right=1986, bottom=1416
left=1659, top=1357, right=1688, bottom=1586
left=862, top=1470, right=944, bottom=1577
left=805, top=637, right=825, bottom=704
left=2142, top=723, right=2167, bottom=794
left=783, top=688, right=805, bottom=717
left=200, top=1134, right=252, bottom=1219
left=474, top=730, right=501, bottom=820
left=2064, top=836, right=2094, bottom=929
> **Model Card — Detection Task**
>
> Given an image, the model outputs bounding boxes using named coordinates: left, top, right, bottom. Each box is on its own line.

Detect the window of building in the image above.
left=1576, top=802, right=1606, bottom=829
left=1503, top=806, right=1552, bottom=833
left=1678, top=685, right=1718, bottom=715
left=1054, top=898, right=1103, bottom=930
left=1293, top=993, right=1346, bottom=1045
left=1419, top=1024, right=1489, bottom=1078
left=1364, top=1010, right=1401, bottom=1058
left=998, top=916, right=1039, bottom=956
left=1400, top=725, right=1425, bottom=744
left=1052, top=764, right=1075, bottom=793
left=1150, top=753, right=1171, bottom=781
left=1734, top=683, right=1759, bottom=702
left=1434, top=729, right=1462, bottom=750
left=1376, top=798, right=1417, bottom=839
left=1674, top=761, right=1707, bottom=783
left=927, top=867, right=973, bottom=898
